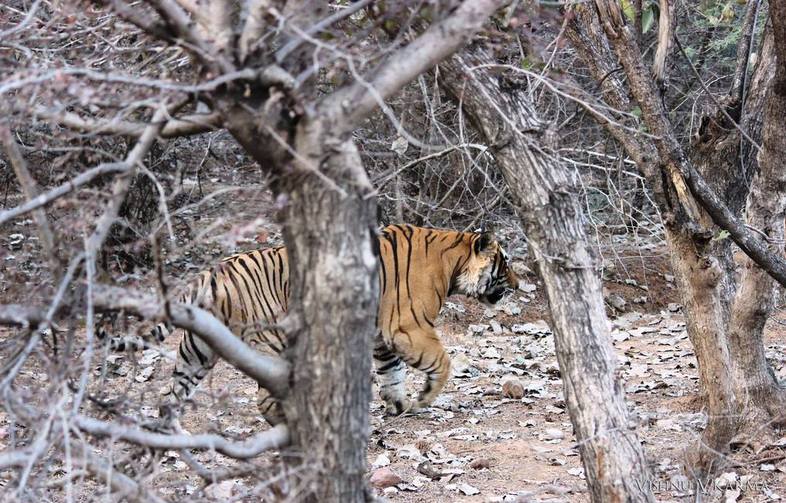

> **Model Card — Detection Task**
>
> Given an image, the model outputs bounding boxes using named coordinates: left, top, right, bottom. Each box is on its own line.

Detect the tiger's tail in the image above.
left=97, top=276, right=208, bottom=352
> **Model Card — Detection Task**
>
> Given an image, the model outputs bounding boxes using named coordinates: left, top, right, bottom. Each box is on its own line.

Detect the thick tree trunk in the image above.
left=278, top=118, right=379, bottom=502
left=728, top=4, right=786, bottom=422
left=225, top=102, right=378, bottom=501
left=582, top=1, right=786, bottom=474
left=441, top=50, right=654, bottom=503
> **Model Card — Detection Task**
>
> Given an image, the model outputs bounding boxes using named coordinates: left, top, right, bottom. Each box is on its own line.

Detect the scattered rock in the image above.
left=468, top=324, right=487, bottom=335
left=715, top=471, right=738, bottom=488
left=519, top=282, right=537, bottom=293
left=667, top=303, right=682, bottom=312
left=606, top=293, right=627, bottom=311
left=7, top=234, right=24, bottom=250
left=490, top=320, right=503, bottom=334
left=205, top=480, right=237, bottom=499
left=511, top=320, right=551, bottom=336
left=501, top=375, right=525, bottom=399
left=370, top=467, right=403, bottom=488
left=416, top=460, right=445, bottom=480
left=481, top=347, right=501, bottom=359
left=469, top=458, right=491, bottom=470
left=390, top=136, right=408, bottom=156
left=415, top=439, right=430, bottom=453
left=371, top=453, right=390, bottom=469
left=502, top=303, right=522, bottom=316
left=452, top=354, right=478, bottom=378
left=457, top=483, right=480, bottom=496
left=134, top=366, right=155, bottom=382
left=543, top=428, right=564, bottom=441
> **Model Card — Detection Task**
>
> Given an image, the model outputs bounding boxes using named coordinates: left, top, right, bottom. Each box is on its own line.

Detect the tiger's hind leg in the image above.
left=160, top=330, right=219, bottom=427
left=389, top=329, right=451, bottom=410
left=256, top=385, right=285, bottom=425
left=373, top=333, right=411, bottom=415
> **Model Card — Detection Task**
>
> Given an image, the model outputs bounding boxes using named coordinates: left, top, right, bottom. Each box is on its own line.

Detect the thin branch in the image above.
left=320, top=0, right=507, bottom=133
left=274, top=0, right=374, bottom=63
left=0, top=450, right=31, bottom=470
left=238, top=0, right=269, bottom=62
left=0, top=127, right=59, bottom=273
left=74, top=442, right=167, bottom=503
left=0, top=163, right=126, bottom=227
left=730, top=0, right=762, bottom=104
left=674, top=36, right=762, bottom=151
left=594, top=0, right=786, bottom=290
left=83, top=105, right=168, bottom=256
left=0, top=0, right=44, bottom=39
left=41, top=109, right=223, bottom=139
left=74, top=416, right=290, bottom=457
left=0, top=305, right=48, bottom=327
left=0, top=66, right=257, bottom=96
left=91, top=284, right=290, bottom=396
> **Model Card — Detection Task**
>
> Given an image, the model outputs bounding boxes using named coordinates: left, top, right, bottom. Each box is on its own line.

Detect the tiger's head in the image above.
left=454, top=231, right=520, bottom=306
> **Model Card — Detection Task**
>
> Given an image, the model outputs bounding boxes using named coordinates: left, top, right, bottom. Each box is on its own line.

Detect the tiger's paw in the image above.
left=383, top=397, right=413, bottom=416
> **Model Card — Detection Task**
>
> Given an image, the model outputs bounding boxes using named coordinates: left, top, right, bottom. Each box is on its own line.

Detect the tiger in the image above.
left=103, top=224, right=519, bottom=425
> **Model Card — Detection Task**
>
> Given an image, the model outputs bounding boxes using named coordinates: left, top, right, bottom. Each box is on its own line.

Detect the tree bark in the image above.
left=728, top=3, right=786, bottom=423
left=277, top=118, right=379, bottom=502
left=441, top=49, right=654, bottom=503
left=576, top=1, right=786, bottom=474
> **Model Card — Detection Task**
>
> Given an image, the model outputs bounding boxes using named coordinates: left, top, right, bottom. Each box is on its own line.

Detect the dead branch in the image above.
left=83, top=105, right=168, bottom=256
left=274, top=0, right=375, bottom=64
left=651, top=0, right=674, bottom=84
left=91, top=284, right=290, bottom=397
left=0, top=451, right=32, bottom=470
left=74, top=442, right=167, bottom=503
left=730, top=0, right=762, bottom=103
left=0, top=127, right=58, bottom=272
left=0, top=163, right=126, bottom=227
left=0, top=305, right=49, bottom=328
left=41, top=109, right=223, bottom=139
left=320, top=0, right=507, bottom=133
left=238, top=0, right=269, bottom=62
left=74, top=416, right=290, bottom=457
left=594, top=0, right=786, bottom=288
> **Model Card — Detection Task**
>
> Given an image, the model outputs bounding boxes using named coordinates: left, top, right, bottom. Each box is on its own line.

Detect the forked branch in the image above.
left=92, top=284, right=290, bottom=397
left=75, top=416, right=290, bottom=457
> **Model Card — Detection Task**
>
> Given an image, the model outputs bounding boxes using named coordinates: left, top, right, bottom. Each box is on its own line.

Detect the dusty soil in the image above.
left=1, top=181, right=786, bottom=502
left=135, top=290, right=784, bottom=503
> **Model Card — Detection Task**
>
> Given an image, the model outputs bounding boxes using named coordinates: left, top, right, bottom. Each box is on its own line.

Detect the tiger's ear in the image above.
left=474, top=231, right=497, bottom=254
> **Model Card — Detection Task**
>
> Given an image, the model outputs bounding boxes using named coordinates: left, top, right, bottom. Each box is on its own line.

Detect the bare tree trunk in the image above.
left=573, top=1, right=786, bottom=473
left=441, top=50, right=654, bottom=503
left=279, top=121, right=379, bottom=502
left=728, top=3, right=786, bottom=423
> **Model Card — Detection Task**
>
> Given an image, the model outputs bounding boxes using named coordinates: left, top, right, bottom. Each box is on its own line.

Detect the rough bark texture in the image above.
left=728, top=2, right=786, bottom=422
left=441, top=49, right=654, bottom=503
left=280, top=120, right=379, bottom=502
left=580, top=0, right=786, bottom=474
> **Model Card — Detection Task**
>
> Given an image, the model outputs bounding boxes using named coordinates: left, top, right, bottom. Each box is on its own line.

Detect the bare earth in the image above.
left=1, top=185, right=785, bottom=501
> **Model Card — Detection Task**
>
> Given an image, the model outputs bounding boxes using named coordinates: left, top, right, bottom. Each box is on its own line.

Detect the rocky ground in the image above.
left=22, top=273, right=777, bottom=502
left=2, top=180, right=786, bottom=502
